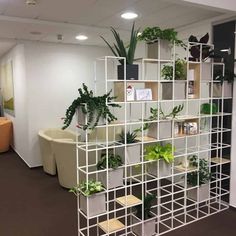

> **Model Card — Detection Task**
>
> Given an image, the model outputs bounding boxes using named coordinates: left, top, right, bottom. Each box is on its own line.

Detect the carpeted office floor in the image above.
left=0, top=149, right=236, bottom=236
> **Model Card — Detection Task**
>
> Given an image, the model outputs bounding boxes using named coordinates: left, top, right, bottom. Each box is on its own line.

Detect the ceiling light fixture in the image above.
left=121, top=12, right=138, bottom=20
left=76, top=35, right=88, bottom=41
left=26, top=0, right=37, bottom=6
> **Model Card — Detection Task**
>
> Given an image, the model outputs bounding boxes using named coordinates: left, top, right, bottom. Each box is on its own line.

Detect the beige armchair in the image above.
left=38, top=128, right=78, bottom=175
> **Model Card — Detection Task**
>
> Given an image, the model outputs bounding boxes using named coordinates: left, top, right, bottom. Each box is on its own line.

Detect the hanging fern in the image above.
left=62, top=83, right=121, bottom=130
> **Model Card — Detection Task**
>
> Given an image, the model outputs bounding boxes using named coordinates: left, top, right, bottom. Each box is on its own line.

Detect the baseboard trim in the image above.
left=230, top=205, right=236, bottom=211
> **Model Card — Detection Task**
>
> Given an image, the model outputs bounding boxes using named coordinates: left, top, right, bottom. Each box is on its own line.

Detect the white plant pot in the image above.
left=161, top=81, right=186, bottom=100
left=201, top=82, right=210, bottom=98
left=187, top=183, right=210, bottom=202
left=212, top=82, right=232, bottom=98
left=201, top=63, right=212, bottom=81
left=159, top=120, right=172, bottom=140
left=132, top=214, right=156, bottom=236
left=116, top=143, right=141, bottom=165
left=98, top=168, right=123, bottom=189
left=148, top=159, right=171, bottom=178
left=79, top=192, right=106, bottom=217
left=77, top=107, right=105, bottom=128
left=147, top=40, right=172, bottom=60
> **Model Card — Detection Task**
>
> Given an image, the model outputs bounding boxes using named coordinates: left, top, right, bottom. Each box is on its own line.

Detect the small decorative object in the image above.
left=70, top=180, right=106, bottom=217
left=132, top=194, right=156, bottom=236
left=188, top=33, right=214, bottom=62
left=62, top=83, right=121, bottom=130
left=174, top=122, right=180, bottom=135
left=126, top=85, right=135, bottom=101
left=188, top=69, right=195, bottom=81
left=184, top=122, right=198, bottom=135
left=200, top=103, right=218, bottom=114
left=101, top=23, right=140, bottom=80
left=136, top=88, right=152, bottom=101
left=188, top=81, right=195, bottom=98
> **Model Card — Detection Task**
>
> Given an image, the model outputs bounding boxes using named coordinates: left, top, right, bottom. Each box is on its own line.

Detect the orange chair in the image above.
left=0, top=117, right=12, bottom=153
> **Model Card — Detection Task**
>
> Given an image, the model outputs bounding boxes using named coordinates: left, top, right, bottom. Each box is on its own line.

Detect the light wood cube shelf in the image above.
left=98, top=219, right=125, bottom=233
left=116, top=195, right=142, bottom=207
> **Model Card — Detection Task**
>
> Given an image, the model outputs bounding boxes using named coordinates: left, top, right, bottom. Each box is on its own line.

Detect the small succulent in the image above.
left=119, top=130, right=138, bottom=144
left=97, top=153, right=123, bottom=170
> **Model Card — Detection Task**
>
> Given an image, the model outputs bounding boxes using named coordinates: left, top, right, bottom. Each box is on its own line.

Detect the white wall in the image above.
left=0, top=44, right=29, bottom=164
left=1, top=41, right=109, bottom=167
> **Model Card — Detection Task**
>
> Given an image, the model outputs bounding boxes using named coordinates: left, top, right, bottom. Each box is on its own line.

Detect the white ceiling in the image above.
left=0, top=0, right=234, bottom=56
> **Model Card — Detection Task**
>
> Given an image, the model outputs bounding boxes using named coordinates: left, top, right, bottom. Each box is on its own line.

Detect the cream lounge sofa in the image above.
left=38, top=128, right=78, bottom=175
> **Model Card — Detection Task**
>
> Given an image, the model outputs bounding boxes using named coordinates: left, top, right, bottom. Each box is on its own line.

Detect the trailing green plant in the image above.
left=119, top=130, right=138, bottom=144
left=101, top=22, right=140, bottom=65
left=135, top=104, right=184, bottom=133
left=187, top=155, right=211, bottom=186
left=161, top=59, right=187, bottom=80
left=200, top=103, right=218, bottom=114
left=214, top=69, right=236, bottom=84
left=97, top=153, right=123, bottom=170
left=69, top=180, right=104, bottom=197
left=134, top=194, right=156, bottom=220
left=145, top=143, right=175, bottom=163
left=62, top=83, right=121, bottom=130
left=138, top=26, right=185, bottom=48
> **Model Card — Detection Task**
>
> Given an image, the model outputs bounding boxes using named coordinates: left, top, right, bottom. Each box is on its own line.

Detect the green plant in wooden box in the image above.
left=162, top=59, right=187, bottom=80
left=62, top=83, right=121, bottom=130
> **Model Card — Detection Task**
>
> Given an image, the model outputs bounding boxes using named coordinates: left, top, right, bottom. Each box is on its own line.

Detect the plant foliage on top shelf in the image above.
left=69, top=180, right=104, bottom=197
left=62, top=83, right=121, bottom=130
left=145, top=143, right=175, bottom=163
left=138, top=26, right=186, bottom=48
left=188, top=33, right=214, bottom=61
left=134, top=194, right=156, bottom=220
left=187, top=155, right=211, bottom=186
left=101, top=22, right=140, bottom=65
left=162, top=59, right=187, bottom=80
left=97, top=153, right=123, bottom=170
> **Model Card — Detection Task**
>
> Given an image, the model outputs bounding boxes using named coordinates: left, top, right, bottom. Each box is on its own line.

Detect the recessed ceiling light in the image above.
left=26, top=0, right=37, bottom=6
left=30, top=31, right=42, bottom=35
left=76, top=35, right=88, bottom=40
left=121, top=12, right=138, bottom=20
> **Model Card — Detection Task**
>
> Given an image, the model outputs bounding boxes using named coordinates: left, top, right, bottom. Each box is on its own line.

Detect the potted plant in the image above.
left=161, top=59, right=187, bottom=100
left=200, top=103, right=218, bottom=115
left=132, top=194, right=156, bottom=236
left=187, top=155, right=211, bottom=202
left=116, top=131, right=140, bottom=164
left=101, top=22, right=140, bottom=80
left=70, top=180, right=106, bottom=217
left=145, top=143, right=175, bottom=177
left=62, top=83, right=121, bottom=130
left=97, top=153, right=123, bottom=189
left=138, top=26, right=185, bottom=60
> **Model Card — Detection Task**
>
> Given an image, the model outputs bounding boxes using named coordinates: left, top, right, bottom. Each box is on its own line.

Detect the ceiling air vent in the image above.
left=26, top=0, right=37, bottom=6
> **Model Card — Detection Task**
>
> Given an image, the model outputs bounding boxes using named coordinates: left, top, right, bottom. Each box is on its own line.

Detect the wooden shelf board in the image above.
left=116, top=195, right=142, bottom=207
left=136, top=136, right=157, bottom=142
left=98, top=219, right=125, bottom=233
left=175, top=165, right=197, bottom=172
left=211, top=157, right=230, bottom=164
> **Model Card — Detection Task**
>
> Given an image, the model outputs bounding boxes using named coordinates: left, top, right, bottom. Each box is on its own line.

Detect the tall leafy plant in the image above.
left=101, top=22, right=140, bottom=65
left=62, top=83, right=121, bottom=130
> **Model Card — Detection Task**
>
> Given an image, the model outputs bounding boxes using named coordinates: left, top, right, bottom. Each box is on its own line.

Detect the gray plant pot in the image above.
left=132, top=214, right=156, bottom=236
left=98, top=168, right=123, bottom=189
left=187, top=183, right=210, bottom=202
left=77, top=107, right=104, bottom=127
left=161, top=81, right=186, bottom=100
left=147, top=123, right=158, bottom=139
left=212, top=82, right=232, bottom=98
left=201, top=82, right=210, bottom=98
left=201, top=63, right=212, bottom=81
left=80, top=192, right=106, bottom=217
left=148, top=159, right=171, bottom=178
left=147, top=39, right=172, bottom=60
left=116, top=143, right=141, bottom=165
left=159, top=120, right=172, bottom=139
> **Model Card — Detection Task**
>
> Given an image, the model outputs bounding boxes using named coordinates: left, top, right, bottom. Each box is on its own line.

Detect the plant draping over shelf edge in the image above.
left=62, top=83, right=121, bottom=130
left=138, top=26, right=186, bottom=48
left=100, top=22, right=140, bottom=65
left=97, top=153, right=123, bottom=170
left=69, top=180, right=104, bottom=197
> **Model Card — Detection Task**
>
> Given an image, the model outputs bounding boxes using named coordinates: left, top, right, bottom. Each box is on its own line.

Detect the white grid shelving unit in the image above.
left=76, top=42, right=232, bottom=236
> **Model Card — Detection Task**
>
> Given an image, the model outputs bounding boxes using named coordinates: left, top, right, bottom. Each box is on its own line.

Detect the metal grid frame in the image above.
left=76, top=41, right=231, bottom=236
